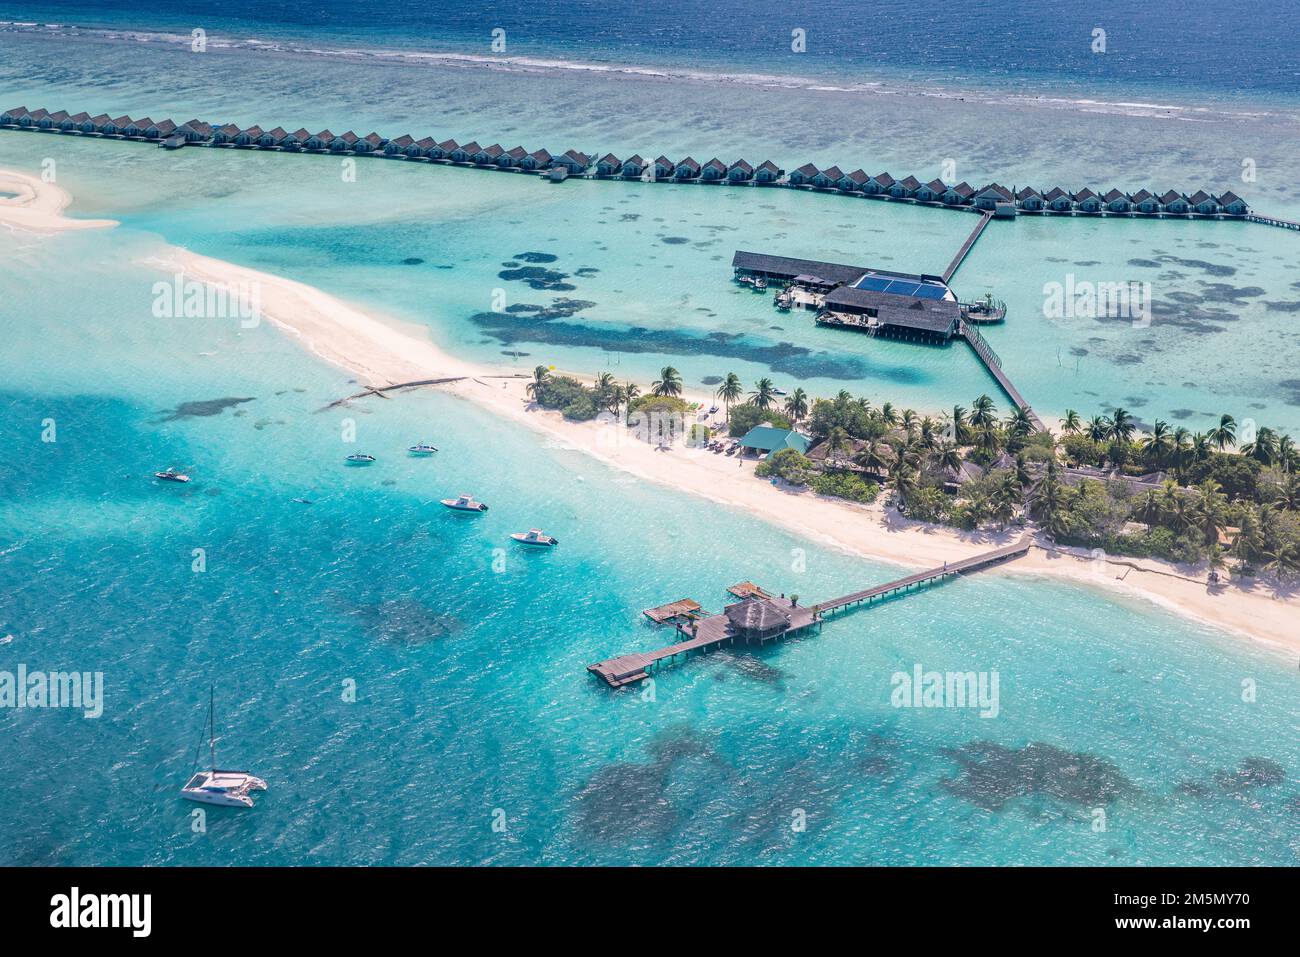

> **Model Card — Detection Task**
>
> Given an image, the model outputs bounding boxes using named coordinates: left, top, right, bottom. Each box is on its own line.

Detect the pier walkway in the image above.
left=587, top=537, right=1031, bottom=687
left=1246, top=213, right=1300, bottom=231
left=957, top=321, right=1045, bottom=431
left=942, top=211, right=993, bottom=283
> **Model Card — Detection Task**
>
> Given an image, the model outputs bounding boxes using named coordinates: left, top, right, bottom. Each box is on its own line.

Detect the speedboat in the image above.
left=441, top=493, right=488, bottom=512
left=179, top=688, right=266, bottom=809
left=154, top=469, right=190, bottom=483
left=345, top=452, right=376, bottom=465
left=408, top=443, right=439, bottom=455
left=510, top=528, right=558, bottom=547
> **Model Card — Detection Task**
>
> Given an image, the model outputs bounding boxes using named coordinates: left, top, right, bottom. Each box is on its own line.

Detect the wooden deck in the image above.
left=957, top=321, right=1045, bottom=431
left=942, top=211, right=993, bottom=283
left=588, top=538, right=1032, bottom=687
left=726, top=581, right=772, bottom=600
left=642, top=598, right=702, bottom=624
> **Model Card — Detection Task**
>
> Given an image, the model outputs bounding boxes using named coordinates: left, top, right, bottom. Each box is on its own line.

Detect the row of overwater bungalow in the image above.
left=783, top=164, right=1249, bottom=217
left=0, top=106, right=1248, bottom=216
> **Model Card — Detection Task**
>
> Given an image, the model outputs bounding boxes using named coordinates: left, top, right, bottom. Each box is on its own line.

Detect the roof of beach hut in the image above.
left=1, top=106, right=27, bottom=118
left=1042, top=186, right=1069, bottom=201
left=27, top=108, right=49, bottom=121
left=437, top=138, right=460, bottom=151
left=598, top=152, right=622, bottom=166
left=676, top=156, right=701, bottom=171
left=505, top=145, right=527, bottom=159
left=111, top=115, right=133, bottom=127
left=873, top=172, right=895, bottom=187
left=240, top=124, right=264, bottom=138
left=793, top=162, right=819, bottom=177
left=654, top=155, right=674, bottom=168
left=757, top=160, right=781, bottom=174
left=90, top=113, right=111, bottom=124
left=820, top=165, right=843, bottom=180
left=1072, top=187, right=1098, bottom=201
left=926, top=178, right=947, bottom=192
left=703, top=157, right=727, bottom=173
left=363, top=132, right=385, bottom=146
left=480, top=143, right=504, bottom=157
left=1158, top=189, right=1185, bottom=204
left=975, top=182, right=1012, bottom=200
left=1130, top=188, right=1155, bottom=203
left=263, top=126, right=287, bottom=139
left=898, top=175, right=922, bottom=190
left=390, top=134, right=415, bottom=147
left=843, top=168, right=868, bottom=184
left=415, top=136, right=436, bottom=148
left=1186, top=189, right=1213, bottom=204
left=1016, top=186, right=1042, bottom=199
left=68, top=111, right=90, bottom=123
left=729, top=158, right=754, bottom=173
left=313, top=129, right=335, bottom=142
left=563, top=149, right=591, bottom=165
left=1217, top=190, right=1244, bottom=205
left=182, top=119, right=213, bottom=134
left=459, top=140, right=481, bottom=153
left=624, top=154, right=646, bottom=167
left=338, top=130, right=359, bottom=144
left=1102, top=188, right=1127, bottom=202
left=154, top=119, right=177, bottom=133
left=526, top=147, right=551, bottom=162
left=48, top=110, right=70, bottom=122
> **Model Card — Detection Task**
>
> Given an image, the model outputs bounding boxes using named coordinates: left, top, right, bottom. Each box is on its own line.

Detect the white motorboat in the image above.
left=154, top=468, right=190, bottom=483
left=345, top=452, right=376, bottom=464
left=510, top=528, right=558, bottom=547
left=408, top=443, right=439, bottom=455
left=441, top=493, right=489, bottom=512
left=179, top=688, right=266, bottom=809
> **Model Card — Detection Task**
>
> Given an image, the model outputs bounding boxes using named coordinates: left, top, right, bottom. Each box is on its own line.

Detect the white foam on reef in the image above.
left=0, top=19, right=1284, bottom=122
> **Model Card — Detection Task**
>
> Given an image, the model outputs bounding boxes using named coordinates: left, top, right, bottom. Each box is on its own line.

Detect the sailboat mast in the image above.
left=209, top=685, right=216, bottom=771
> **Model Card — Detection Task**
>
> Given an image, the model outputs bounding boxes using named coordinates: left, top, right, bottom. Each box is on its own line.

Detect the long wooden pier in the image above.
left=1246, top=213, right=1300, bottom=231
left=942, top=211, right=993, bottom=283
left=957, top=321, right=1045, bottom=431
left=587, top=537, right=1031, bottom=687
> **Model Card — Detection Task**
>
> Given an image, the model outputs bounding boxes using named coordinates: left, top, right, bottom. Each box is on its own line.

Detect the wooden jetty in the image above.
left=587, top=537, right=1031, bottom=687
left=941, top=211, right=992, bottom=283
left=643, top=598, right=702, bottom=624
left=727, top=581, right=771, bottom=599
left=957, top=321, right=1044, bottom=431
left=1246, top=213, right=1300, bottom=231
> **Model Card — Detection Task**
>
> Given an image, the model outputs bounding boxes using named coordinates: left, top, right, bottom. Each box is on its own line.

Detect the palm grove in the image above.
left=524, top=364, right=1300, bottom=579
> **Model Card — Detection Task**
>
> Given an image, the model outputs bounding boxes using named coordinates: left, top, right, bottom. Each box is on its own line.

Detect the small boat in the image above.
left=154, top=468, right=190, bottom=483
left=736, top=275, right=756, bottom=287
left=180, top=688, right=266, bottom=809
left=441, top=493, right=489, bottom=512
left=407, top=443, right=439, bottom=455
left=511, top=528, right=558, bottom=547
left=345, top=452, right=376, bottom=465
left=754, top=277, right=768, bottom=291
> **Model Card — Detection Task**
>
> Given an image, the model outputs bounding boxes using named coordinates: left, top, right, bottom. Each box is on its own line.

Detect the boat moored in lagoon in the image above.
left=441, top=493, right=489, bottom=512
left=408, top=443, right=439, bottom=455
left=179, top=688, right=267, bottom=809
left=154, top=468, right=190, bottom=483
left=345, top=452, right=376, bottom=464
left=511, top=528, right=558, bottom=547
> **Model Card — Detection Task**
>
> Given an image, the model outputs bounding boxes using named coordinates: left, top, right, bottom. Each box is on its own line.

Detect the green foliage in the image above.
left=903, top=486, right=950, bottom=523
left=532, top=375, right=601, bottom=421
left=1185, top=453, right=1261, bottom=501
left=628, top=394, right=691, bottom=418
left=728, top=403, right=791, bottom=437
left=755, top=448, right=814, bottom=484
left=809, top=471, right=880, bottom=503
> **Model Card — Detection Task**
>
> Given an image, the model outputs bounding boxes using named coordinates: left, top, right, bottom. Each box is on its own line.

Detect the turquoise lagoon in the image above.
left=1, top=15, right=1299, bottom=866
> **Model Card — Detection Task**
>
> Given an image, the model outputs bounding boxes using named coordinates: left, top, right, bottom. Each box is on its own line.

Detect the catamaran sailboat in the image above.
left=179, top=688, right=267, bottom=809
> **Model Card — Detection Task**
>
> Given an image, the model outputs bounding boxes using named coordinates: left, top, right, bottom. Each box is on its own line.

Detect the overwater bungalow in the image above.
left=554, top=149, right=591, bottom=174
left=257, top=126, right=289, bottom=148
left=1072, top=188, right=1102, bottom=213
left=472, top=143, right=503, bottom=164
left=811, top=165, right=843, bottom=189
left=1103, top=188, right=1131, bottom=213
left=622, top=154, right=648, bottom=178
left=281, top=127, right=309, bottom=150
left=674, top=156, right=701, bottom=180
left=755, top=160, right=782, bottom=184
left=916, top=179, right=946, bottom=203
left=103, top=115, right=132, bottom=136
left=210, top=123, right=240, bottom=145
left=384, top=134, right=415, bottom=155
left=0, top=106, right=26, bottom=125
left=1187, top=190, right=1218, bottom=215
left=1130, top=189, right=1159, bottom=214
left=22, top=109, right=49, bottom=128
left=413, top=136, right=437, bottom=157
left=88, top=113, right=111, bottom=134
left=124, top=117, right=151, bottom=138
left=839, top=169, right=869, bottom=192
left=64, top=111, right=90, bottom=131
left=45, top=110, right=69, bottom=130
left=1159, top=190, right=1190, bottom=214
left=1016, top=186, right=1044, bottom=211
left=303, top=129, right=334, bottom=151
left=499, top=145, right=527, bottom=168
left=432, top=138, right=458, bottom=160
left=858, top=173, right=885, bottom=195
left=653, top=155, right=675, bottom=179
left=788, top=163, right=819, bottom=186
left=890, top=175, right=921, bottom=198
left=943, top=182, right=975, bottom=206
left=1043, top=186, right=1073, bottom=211
left=232, top=124, right=262, bottom=146
left=178, top=119, right=212, bottom=142
left=332, top=131, right=360, bottom=152
left=1218, top=190, right=1249, bottom=216
left=727, top=159, right=754, bottom=183
left=521, top=148, right=551, bottom=170
left=972, top=183, right=1012, bottom=210
left=146, top=119, right=177, bottom=139
left=701, top=157, right=728, bottom=181
left=358, top=132, right=386, bottom=153
left=449, top=141, right=478, bottom=163
left=595, top=153, right=622, bottom=176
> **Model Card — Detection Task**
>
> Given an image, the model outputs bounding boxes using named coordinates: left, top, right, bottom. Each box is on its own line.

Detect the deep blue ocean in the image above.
left=1, top=2, right=1298, bottom=866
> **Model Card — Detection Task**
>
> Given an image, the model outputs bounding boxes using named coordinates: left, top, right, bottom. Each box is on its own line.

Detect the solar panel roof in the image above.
left=851, top=273, right=949, bottom=299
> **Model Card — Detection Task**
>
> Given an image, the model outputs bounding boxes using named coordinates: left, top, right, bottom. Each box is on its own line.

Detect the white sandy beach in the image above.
left=154, top=243, right=1300, bottom=659
left=0, top=168, right=117, bottom=232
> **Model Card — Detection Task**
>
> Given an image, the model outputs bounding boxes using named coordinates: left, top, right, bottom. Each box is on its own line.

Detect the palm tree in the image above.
left=901, top=409, right=919, bottom=439
left=715, top=372, right=743, bottom=419
left=855, top=440, right=895, bottom=478
left=622, top=381, right=641, bottom=406
left=1278, top=434, right=1298, bottom=474
left=934, top=442, right=963, bottom=476
left=1005, top=407, right=1035, bottom=443
left=651, top=366, right=682, bottom=397
left=1140, top=420, right=1173, bottom=469
left=1109, top=407, right=1136, bottom=444
left=783, top=388, right=809, bottom=423
left=1242, top=426, right=1279, bottom=465
left=526, top=365, right=550, bottom=399
left=825, top=426, right=851, bottom=470
left=990, top=471, right=1023, bottom=528
left=1086, top=415, right=1110, bottom=443
left=1061, top=410, right=1082, bottom=435
left=749, top=377, right=777, bottom=411
left=1208, top=413, right=1237, bottom=452
left=878, top=401, right=899, bottom=429
left=947, top=405, right=970, bottom=446
left=970, top=394, right=997, bottom=432
left=891, top=463, right=920, bottom=511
